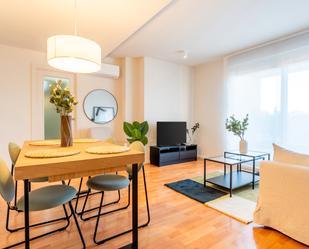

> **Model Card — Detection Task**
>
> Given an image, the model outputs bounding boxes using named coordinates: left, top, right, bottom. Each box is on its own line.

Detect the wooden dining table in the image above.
left=14, top=140, right=145, bottom=249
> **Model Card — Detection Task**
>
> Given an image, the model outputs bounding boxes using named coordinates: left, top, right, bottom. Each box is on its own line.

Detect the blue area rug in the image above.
left=165, top=179, right=226, bottom=203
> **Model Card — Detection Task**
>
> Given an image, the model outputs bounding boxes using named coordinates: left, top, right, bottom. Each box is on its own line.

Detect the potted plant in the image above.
left=225, top=114, right=249, bottom=154
left=49, top=80, right=78, bottom=147
left=123, top=121, right=149, bottom=145
left=186, top=122, right=200, bottom=144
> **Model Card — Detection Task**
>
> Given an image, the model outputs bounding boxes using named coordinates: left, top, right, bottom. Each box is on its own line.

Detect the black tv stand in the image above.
left=150, top=144, right=197, bottom=166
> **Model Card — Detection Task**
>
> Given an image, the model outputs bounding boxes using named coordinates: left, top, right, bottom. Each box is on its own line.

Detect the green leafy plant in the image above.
left=49, top=80, right=78, bottom=115
left=225, top=114, right=249, bottom=140
left=123, top=121, right=149, bottom=145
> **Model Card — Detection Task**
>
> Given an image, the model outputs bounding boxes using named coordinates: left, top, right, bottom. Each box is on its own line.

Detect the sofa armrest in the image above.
left=259, top=160, right=309, bottom=196
left=254, top=160, right=309, bottom=245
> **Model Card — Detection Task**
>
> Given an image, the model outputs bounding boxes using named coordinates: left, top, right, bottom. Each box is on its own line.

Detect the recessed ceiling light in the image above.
left=176, top=50, right=188, bottom=59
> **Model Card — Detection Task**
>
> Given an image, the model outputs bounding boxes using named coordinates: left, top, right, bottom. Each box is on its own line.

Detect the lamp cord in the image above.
left=74, top=0, right=77, bottom=35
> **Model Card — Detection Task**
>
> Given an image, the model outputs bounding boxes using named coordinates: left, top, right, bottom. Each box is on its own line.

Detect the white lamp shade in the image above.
left=47, top=35, right=101, bottom=73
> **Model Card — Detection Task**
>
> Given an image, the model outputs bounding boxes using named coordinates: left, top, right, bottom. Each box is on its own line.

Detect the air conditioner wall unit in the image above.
left=94, top=63, right=120, bottom=79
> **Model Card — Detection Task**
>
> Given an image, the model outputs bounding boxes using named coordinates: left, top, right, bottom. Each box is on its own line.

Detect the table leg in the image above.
left=120, top=164, right=139, bottom=249
left=204, top=159, right=206, bottom=187
left=230, top=165, right=232, bottom=197
left=24, top=180, right=30, bottom=249
left=132, top=163, right=138, bottom=248
left=252, top=159, right=255, bottom=189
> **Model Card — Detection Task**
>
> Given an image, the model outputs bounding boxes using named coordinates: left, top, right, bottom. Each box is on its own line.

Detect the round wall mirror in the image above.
left=83, top=89, right=118, bottom=124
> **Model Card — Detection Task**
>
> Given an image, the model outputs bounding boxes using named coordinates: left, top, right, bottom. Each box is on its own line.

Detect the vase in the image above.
left=239, top=139, right=248, bottom=154
left=61, top=115, right=73, bottom=147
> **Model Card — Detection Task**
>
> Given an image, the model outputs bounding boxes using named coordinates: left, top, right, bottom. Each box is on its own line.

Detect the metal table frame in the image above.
left=203, top=151, right=270, bottom=197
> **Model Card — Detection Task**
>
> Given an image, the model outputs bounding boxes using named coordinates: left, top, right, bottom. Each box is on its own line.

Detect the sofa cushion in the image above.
left=273, top=143, right=309, bottom=167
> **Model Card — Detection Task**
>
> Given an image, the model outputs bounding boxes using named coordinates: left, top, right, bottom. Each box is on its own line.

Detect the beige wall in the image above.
left=123, top=57, right=144, bottom=123
left=193, top=58, right=225, bottom=157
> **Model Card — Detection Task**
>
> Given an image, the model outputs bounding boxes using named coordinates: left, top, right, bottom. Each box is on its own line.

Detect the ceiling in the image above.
left=1, top=0, right=309, bottom=66
left=113, top=0, right=309, bottom=65
left=0, top=0, right=172, bottom=57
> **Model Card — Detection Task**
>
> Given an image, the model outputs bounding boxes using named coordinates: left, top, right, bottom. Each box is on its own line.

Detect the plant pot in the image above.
left=61, top=115, right=73, bottom=147
left=239, top=139, right=248, bottom=154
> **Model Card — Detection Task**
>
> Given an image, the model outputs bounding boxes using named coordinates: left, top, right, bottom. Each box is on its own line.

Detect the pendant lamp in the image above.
left=47, top=1, right=101, bottom=73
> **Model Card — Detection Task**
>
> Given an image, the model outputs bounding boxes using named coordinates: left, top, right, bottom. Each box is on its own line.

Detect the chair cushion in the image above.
left=30, top=177, right=49, bottom=182
left=87, top=174, right=130, bottom=191
left=17, top=185, right=77, bottom=211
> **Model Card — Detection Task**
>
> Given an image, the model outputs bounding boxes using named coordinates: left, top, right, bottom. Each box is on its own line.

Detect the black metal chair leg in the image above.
left=3, top=205, right=71, bottom=249
left=93, top=192, right=105, bottom=245
left=81, top=164, right=152, bottom=224
left=81, top=185, right=130, bottom=222
left=80, top=188, right=91, bottom=219
left=68, top=201, right=86, bottom=249
left=90, top=167, right=150, bottom=245
left=13, top=181, right=18, bottom=208
left=10, top=164, right=18, bottom=210
left=6, top=181, right=72, bottom=233
left=74, top=177, right=84, bottom=213
left=5, top=201, right=71, bottom=233
left=141, top=165, right=150, bottom=227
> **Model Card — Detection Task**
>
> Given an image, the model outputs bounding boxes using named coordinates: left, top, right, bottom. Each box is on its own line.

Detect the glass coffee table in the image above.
left=203, top=151, right=270, bottom=197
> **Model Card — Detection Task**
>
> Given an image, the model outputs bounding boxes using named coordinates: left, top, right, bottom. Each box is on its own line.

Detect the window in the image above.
left=226, top=60, right=309, bottom=153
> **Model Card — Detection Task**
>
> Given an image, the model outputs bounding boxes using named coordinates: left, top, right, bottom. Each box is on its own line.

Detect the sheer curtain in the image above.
left=225, top=31, right=309, bottom=153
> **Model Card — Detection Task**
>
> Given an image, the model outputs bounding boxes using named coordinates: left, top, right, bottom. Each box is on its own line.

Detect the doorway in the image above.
left=43, top=77, right=69, bottom=139
left=32, top=68, right=76, bottom=140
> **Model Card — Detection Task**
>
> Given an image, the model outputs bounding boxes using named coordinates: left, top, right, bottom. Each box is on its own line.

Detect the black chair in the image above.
left=79, top=141, right=150, bottom=245
left=6, top=143, right=69, bottom=234
left=73, top=137, right=121, bottom=215
left=0, top=157, right=85, bottom=249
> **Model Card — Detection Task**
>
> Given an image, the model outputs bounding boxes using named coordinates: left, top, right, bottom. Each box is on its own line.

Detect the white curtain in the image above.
left=225, top=31, right=309, bottom=153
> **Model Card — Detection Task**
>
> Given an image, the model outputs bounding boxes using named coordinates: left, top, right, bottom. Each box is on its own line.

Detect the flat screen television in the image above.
left=157, top=121, right=186, bottom=146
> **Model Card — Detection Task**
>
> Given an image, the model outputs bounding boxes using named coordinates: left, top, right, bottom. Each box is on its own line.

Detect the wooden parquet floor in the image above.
left=0, top=160, right=307, bottom=249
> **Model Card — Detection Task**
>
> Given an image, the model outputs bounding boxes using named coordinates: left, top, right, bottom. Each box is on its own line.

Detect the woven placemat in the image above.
left=29, top=140, right=60, bottom=146
left=25, top=149, right=80, bottom=158
left=86, top=145, right=130, bottom=154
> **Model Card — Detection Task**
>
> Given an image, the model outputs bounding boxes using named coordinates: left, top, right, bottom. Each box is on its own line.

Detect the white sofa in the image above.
left=254, top=159, right=309, bottom=245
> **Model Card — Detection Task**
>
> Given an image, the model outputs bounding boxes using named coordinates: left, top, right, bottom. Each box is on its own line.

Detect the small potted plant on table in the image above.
left=225, top=114, right=249, bottom=154
left=49, top=80, right=78, bottom=147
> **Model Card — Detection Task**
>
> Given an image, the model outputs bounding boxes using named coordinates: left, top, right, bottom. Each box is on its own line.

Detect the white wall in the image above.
left=75, top=71, right=124, bottom=142
left=0, top=44, right=46, bottom=164
left=193, top=58, right=225, bottom=157
left=0, top=43, right=194, bottom=166
left=144, top=57, right=193, bottom=147
left=0, top=43, right=122, bottom=166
